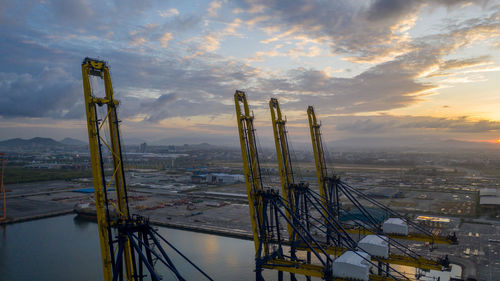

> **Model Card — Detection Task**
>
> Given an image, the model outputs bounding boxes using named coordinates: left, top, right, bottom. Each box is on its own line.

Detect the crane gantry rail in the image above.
left=82, top=57, right=212, bottom=281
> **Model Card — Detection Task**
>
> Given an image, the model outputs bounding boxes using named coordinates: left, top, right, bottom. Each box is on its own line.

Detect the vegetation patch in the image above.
left=4, top=167, right=92, bottom=184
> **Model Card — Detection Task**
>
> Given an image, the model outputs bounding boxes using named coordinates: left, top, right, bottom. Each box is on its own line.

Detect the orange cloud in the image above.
left=160, top=32, right=173, bottom=47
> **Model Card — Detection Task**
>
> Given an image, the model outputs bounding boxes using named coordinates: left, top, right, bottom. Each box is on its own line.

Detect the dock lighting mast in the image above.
left=82, top=57, right=213, bottom=281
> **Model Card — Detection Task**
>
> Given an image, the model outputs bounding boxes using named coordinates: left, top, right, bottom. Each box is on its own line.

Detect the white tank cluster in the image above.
left=357, top=235, right=389, bottom=258
left=332, top=251, right=371, bottom=281
left=383, top=218, right=408, bottom=235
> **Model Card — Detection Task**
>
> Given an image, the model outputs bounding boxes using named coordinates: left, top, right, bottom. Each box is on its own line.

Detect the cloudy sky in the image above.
left=1, top=0, right=500, bottom=147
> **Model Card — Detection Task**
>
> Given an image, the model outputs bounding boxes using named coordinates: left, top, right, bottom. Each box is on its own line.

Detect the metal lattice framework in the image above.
left=269, top=98, right=418, bottom=280
left=82, top=57, right=212, bottom=281
left=307, top=106, right=458, bottom=245
left=236, top=91, right=411, bottom=281
left=307, top=106, right=455, bottom=270
left=235, top=91, right=460, bottom=281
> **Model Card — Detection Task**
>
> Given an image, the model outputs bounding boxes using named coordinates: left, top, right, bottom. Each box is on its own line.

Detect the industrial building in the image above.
left=365, top=187, right=404, bottom=199
left=479, top=187, right=500, bottom=210
left=205, top=173, right=244, bottom=185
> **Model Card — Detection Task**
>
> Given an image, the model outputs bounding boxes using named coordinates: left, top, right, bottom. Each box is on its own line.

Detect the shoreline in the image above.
left=150, top=219, right=254, bottom=241
left=0, top=209, right=74, bottom=225
left=2, top=210, right=472, bottom=280
left=1, top=210, right=255, bottom=242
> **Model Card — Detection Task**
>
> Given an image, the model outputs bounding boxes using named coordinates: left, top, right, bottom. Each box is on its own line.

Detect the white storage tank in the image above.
left=332, top=251, right=371, bottom=281
left=383, top=218, right=408, bottom=235
left=358, top=235, right=389, bottom=258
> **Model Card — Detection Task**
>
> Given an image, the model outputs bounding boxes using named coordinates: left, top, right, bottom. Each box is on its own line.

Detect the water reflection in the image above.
left=73, top=215, right=92, bottom=231
left=0, top=215, right=462, bottom=281
left=0, top=215, right=103, bottom=281
left=391, top=263, right=461, bottom=281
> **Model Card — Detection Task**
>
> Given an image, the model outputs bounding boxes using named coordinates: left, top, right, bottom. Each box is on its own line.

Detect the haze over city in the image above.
left=0, top=0, right=499, bottom=148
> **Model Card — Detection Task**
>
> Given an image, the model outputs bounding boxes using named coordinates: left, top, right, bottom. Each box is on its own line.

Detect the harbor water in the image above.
left=0, top=214, right=261, bottom=281
left=0, top=214, right=459, bottom=281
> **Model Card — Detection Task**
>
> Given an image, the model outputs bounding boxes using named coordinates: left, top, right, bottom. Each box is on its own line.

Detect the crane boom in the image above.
left=307, top=106, right=341, bottom=232
left=234, top=90, right=265, bottom=255
left=269, top=98, right=297, bottom=240
left=307, top=106, right=327, bottom=199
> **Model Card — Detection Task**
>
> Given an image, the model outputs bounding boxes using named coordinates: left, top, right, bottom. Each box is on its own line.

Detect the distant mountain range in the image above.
left=327, top=136, right=500, bottom=152
left=59, top=137, right=87, bottom=146
left=0, top=137, right=87, bottom=149
left=0, top=136, right=497, bottom=152
left=0, top=137, right=60, bottom=147
left=0, top=137, right=224, bottom=150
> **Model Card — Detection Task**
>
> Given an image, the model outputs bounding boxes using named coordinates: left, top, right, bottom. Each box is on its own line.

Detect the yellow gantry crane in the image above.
left=267, top=99, right=445, bottom=276
left=270, top=101, right=443, bottom=272
left=269, top=98, right=298, bottom=240
left=237, top=92, right=408, bottom=281
left=82, top=58, right=213, bottom=281
left=307, top=105, right=455, bottom=270
left=236, top=91, right=328, bottom=280
left=82, top=58, right=134, bottom=281
left=308, top=106, right=338, bottom=221
left=307, top=105, right=458, bottom=249
left=270, top=98, right=315, bottom=281
left=234, top=90, right=265, bottom=255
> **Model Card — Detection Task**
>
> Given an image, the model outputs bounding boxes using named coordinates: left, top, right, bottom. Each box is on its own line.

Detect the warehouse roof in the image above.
left=480, top=196, right=500, bottom=205
left=335, top=251, right=370, bottom=266
left=359, top=235, right=388, bottom=246
left=480, top=188, right=498, bottom=197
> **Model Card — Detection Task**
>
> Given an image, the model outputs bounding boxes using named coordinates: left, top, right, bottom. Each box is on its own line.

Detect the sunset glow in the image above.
left=0, top=1, right=499, bottom=147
